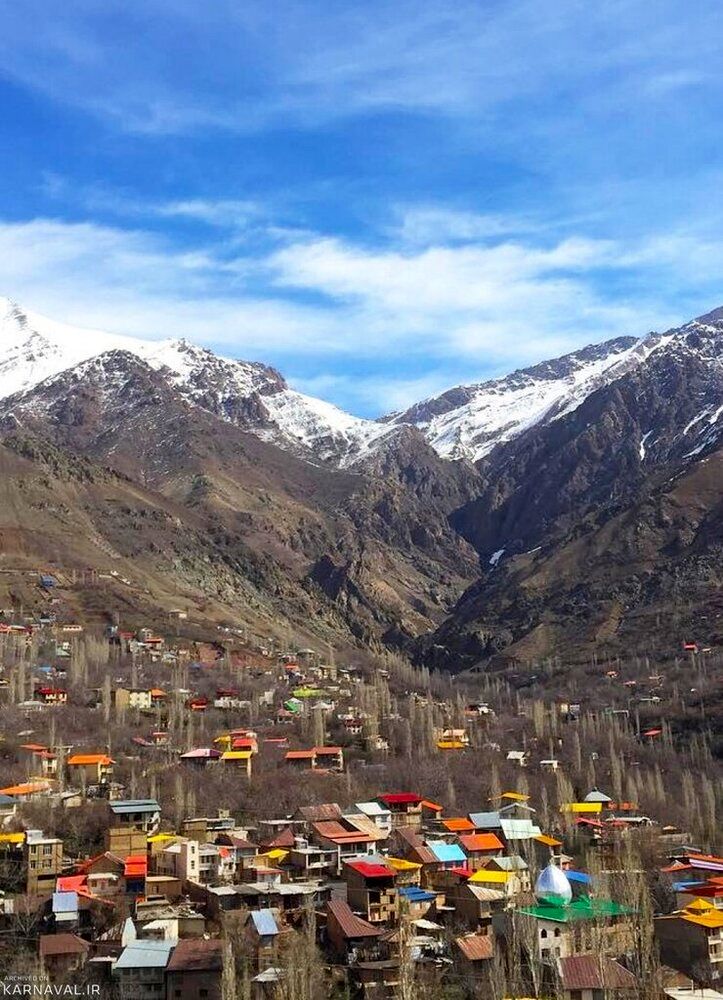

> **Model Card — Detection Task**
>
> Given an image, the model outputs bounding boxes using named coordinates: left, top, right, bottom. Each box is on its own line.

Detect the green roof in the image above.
left=519, top=896, right=631, bottom=924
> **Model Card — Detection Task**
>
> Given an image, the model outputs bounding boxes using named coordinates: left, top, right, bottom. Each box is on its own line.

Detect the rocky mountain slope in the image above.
left=0, top=348, right=481, bottom=645
left=1, top=295, right=721, bottom=664
left=418, top=318, right=723, bottom=667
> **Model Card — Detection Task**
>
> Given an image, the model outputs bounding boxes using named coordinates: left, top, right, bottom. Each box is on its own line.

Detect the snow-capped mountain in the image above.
left=387, top=316, right=723, bottom=462
left=2, top=295, right=722, bottom=469
left=0, top=296, right=399, bottom=466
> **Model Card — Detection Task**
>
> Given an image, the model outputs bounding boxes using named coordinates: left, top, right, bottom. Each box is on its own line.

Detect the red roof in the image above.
left=124, top=855, right=148, bottom=878
left=346, top=860, right=396, bottom=879
left=313, top=821, right=374, bottom=844
left=379, top=793, right=422, bottom=806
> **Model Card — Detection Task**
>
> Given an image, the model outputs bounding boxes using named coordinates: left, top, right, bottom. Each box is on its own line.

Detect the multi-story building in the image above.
left=344, top=860, right=399, bottom=925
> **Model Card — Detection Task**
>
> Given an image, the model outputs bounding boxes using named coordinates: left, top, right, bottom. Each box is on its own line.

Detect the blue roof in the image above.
left=109, top=799, right=160, bottom=814
left=52, top=891, right=78, bottom=913
left=427, top=841, right=467, bottom=864
left=399, top=886, right=436, bottom=902
left=115, top=940, right=174, bottom=970
left=565, top=870, right=592, bottom=884
left=251, top=909, right=279, bottom=936
left=0, top=795, right=15, bottom=808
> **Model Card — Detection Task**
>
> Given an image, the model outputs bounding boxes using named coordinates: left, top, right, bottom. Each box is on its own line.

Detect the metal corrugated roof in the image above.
left=52, top=891, right=78, bottom=913
left=468, top=811, right=501, bottom=829
left=251, top=909, right=279, bottom=936
left=114, top=940, right=174, bottom=970
left=326, top=898, right=380, bottom=939
left=427, top=842, right=467, bottom=864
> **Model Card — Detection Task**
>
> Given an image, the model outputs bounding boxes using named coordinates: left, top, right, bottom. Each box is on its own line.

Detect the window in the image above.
left=553, top=927, right=561, bottom=938
left=540, top=929, right=548, bottom=939
left=200, top=991, right=209, bottom=998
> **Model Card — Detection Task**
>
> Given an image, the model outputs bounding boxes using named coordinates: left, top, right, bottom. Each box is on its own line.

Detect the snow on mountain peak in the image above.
left=2, top=296, right=721, bottom=469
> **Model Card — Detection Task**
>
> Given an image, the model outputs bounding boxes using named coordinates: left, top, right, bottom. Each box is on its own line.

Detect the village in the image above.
left=0, top=577, right=721, bottom=1000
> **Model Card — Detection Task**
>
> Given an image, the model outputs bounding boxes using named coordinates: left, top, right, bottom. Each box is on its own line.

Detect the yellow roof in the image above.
left=682, top=908, right=723, bottom=929
left=213, top=734, right=232, bottom=744
left=686, top=897, right=714, bottom=912
left=499, top=792, right=530, bottom=802
left=0, top=832, right=25, bottom=844
left=260, top=848, right=288, bottom=861
left=469, top=869, right=511, bottom=884
left=561, top=802, right=602, bottom=814
left=221, top=750, right=252, bottom=760
left=385, top=856, right=422, bottom=871
left=437, top=740, right=465, bottom=750
left=148, top=833, right=179, bottom=843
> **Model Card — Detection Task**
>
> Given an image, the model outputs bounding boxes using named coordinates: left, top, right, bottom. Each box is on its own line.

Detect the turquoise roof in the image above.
left=519, top=896, right=630, bottom=924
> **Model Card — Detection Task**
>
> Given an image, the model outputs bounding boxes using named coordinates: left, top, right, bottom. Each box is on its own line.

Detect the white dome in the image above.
left=535, top=863, right=572, bottom=906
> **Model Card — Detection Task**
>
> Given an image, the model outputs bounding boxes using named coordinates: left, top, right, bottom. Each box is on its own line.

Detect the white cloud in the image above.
left=0, top=213, right=718, bottom=414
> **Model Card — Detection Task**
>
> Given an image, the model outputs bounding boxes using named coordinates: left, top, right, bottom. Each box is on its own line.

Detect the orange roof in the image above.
left=442, top=818, right=476, bottom=833
left=535, top=834, right=563, bottom=848
left=460, top=833, right=505, bottom=853
left=0, top=781, right=50, bottom=796
left=20, top=743, right=48, bottom=753
left=285, top=750, right=315, bottom=760
left=149, top=688, right=167, bottom=698
left=67, top=754, right=115, bottom=766
left=420, top=799, right=444, bottom=812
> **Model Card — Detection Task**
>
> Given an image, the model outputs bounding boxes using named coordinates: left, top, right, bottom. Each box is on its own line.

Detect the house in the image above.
left=25, top=829, right=63, bottom=894
left=345, top=860, right=399, bottom=925
left=284, top=749, right=316, bottom=770
left=378, top=793, right=423, bottom=831
left=114, top=687, right=153, bottom=712
left=245, top=909, right=281, bottom=971
left=459, top=833, right=505, bottom=870
left=109, top=799, right=161, bottom=834
left=165, top=938, right=223, bottom=1000
left=113, top=939, right=174, bottom=1000
left=35, top=687, right=67, bottom=705
left=310, top=820, right=378, bottom=873
left=66, top=753, right=115, bottom=786
left=354, top=802, right=393, bottom=837
left=426, top=841, right=468, bottom=871
left=325, top=898, right=382, bottom=962
left=655, top=901, right=723, bottom=986
left=454, top=932, right=495, bottom=982
left=446, top=879, right=506, bottom=930
left=39, top=933, right=89, bottom=979
left=313, top=746, right=344, bottom=772
left=180, top=747, right=221, bottom=766
left=556, top=954, right=639, bottom=997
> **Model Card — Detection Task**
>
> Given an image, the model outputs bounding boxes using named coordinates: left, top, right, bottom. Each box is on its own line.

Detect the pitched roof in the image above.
left=166, top=939, right=223, bottom=973
left=346, top=860, right=396, bottom=878
left=557, top=954, right=638, bottom=990
left=313, top=821, right=374, bottom=844
left=298, top=803, right=342, bottom=822
left=427, top=842, right=467, bottom=864
left=115, top=940, right=173, bottom=970
left=442, top=818, right=475, bottom=833
left=455, top=934, right=495, bottom=961
left=67, top=754, right=114, bottom=766
left=460, top=833, right=504, bottom=853
left=379, top=793, right=422, bottom=806
left=326, top=898, right=380, bottom=939
left=109, top=799, right=159, bottom=814
left=468, top=811, right=501, bottom=829
left=39, top=934, right=90, bottom=958
left=251, top=909, right=280, bottom=936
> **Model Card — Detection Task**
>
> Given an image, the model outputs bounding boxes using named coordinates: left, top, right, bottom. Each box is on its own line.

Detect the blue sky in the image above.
left=1, top=0, right=723, bottom=415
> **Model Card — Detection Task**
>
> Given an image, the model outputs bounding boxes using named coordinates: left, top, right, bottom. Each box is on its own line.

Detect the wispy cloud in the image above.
left=1, top=211, right=719, bottom=415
